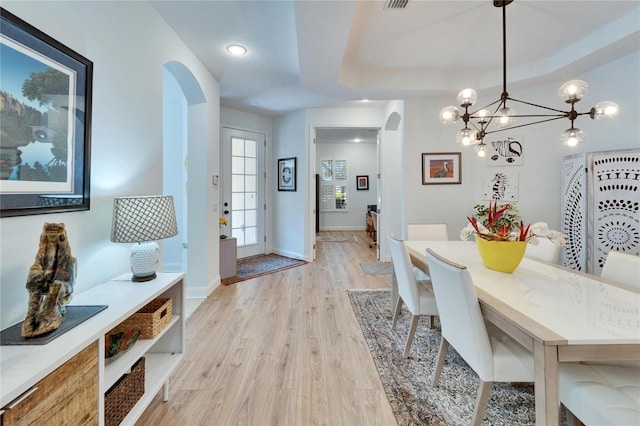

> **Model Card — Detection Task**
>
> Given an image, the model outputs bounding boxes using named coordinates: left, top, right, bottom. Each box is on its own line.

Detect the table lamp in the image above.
left=111, top=195, right=178, bottom=282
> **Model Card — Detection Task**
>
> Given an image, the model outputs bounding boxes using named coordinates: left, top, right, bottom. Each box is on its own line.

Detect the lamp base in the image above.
left=132, top=273, right=157, bottom=282
left=130, top=241, right=160, bottom=283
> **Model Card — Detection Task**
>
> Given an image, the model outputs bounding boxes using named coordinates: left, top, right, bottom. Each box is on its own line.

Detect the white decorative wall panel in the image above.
left=588, top=149, right=640, bottom=275
left=562, top=149, right=640, bottom=274
left=561, top=155, right=587, bottom=271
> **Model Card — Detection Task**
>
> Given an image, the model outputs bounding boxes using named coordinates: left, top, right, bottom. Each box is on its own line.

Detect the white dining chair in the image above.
left=601, top=250, right=640, bottom=290
left=559, top=362, right=640, bottom=426
left=406, top=223, right=448, bottom=280
left=425, top=248, right=534, bottom=426
left=524, top=238, right=561, bottom=263
left=388, top=235, right=439, bottom=358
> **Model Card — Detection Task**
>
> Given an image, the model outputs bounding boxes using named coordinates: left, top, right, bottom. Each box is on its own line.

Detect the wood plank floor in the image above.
left=137, top=231, right=397, bottom=426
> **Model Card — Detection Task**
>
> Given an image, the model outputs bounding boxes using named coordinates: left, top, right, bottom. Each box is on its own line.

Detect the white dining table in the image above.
left=402, top=240, right=640, bottom=426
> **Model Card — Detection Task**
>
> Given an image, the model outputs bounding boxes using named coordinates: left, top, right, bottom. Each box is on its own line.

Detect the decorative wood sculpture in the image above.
left=21, top=223, right=77, bottom=338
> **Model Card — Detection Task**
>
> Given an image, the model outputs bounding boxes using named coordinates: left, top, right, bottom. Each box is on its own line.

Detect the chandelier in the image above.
left=439, top=0, right=619, bottom=157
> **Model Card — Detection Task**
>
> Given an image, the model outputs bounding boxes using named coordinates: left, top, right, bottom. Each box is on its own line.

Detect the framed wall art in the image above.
left=422, top=152, right=461, bottom=185
left=278, top=157, right=296, bottom=191
left=356, top=175, right=369, bottom=190
left=0, top=8, right=93, bottom=217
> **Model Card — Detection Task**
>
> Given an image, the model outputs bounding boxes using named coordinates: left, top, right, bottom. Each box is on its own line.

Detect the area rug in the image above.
left=347, top=289, right=559, bottom=426
left=222, top=253, right=306, bottom=285
left=360, top=262, right=393, bottom=275
left=315, top=235, right=357, bottom=243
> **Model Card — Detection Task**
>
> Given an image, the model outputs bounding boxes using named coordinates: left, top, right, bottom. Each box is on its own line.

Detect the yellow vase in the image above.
left=475, top=236, right=527, bottom=273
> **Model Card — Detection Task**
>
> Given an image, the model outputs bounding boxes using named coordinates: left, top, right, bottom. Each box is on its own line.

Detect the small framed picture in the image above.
left=422, top=152, right=462, bottom=185
left=356, top=175, right=369, bottom=190
left=278, top=157, right=296, bottom=191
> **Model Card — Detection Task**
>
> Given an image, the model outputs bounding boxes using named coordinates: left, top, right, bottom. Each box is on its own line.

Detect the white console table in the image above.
left=0, top=272, right=185, bottom=425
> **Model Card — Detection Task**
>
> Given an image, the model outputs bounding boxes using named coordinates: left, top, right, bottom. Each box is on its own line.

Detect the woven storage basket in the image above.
left=105, top=357, right=145, bottom=426
left=110, top=298, right=172, bottom=339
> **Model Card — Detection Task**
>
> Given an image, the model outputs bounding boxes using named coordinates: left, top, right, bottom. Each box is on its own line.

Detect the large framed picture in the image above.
left=278, top=157, right=296, bottom=191
left=422, top=152, right=461, bottom=185
left=0, top=8, right=93, bottom=217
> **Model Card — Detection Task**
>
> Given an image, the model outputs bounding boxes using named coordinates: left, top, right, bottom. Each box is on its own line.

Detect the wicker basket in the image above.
left=104, top=357, right=145, bottom=426
left=110, top=298, right=172, bottom=339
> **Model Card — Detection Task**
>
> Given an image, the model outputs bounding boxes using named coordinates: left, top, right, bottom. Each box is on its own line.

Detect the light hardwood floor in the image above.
left=137, top=231, right=397, bottom=426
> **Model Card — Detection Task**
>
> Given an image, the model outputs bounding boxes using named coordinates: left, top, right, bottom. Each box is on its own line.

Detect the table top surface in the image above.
left=405, top=241, right=640, bottom=346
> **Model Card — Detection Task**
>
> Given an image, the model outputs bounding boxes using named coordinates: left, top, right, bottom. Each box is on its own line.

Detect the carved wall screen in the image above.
left=562, top=149, right=640, bottom=274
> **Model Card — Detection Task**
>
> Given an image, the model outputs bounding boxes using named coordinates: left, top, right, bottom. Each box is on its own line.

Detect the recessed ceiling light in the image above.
left=226, top=44, right=247, bottom=56
left=353, top=138, right=362, bottom=143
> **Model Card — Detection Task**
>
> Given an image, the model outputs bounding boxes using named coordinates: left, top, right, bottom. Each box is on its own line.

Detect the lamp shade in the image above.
left=111, top=195, right=178, bottom=243
left=111, top=195, right=178, bottom=282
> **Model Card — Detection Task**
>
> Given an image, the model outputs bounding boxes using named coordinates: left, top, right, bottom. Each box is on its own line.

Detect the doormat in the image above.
left=360, top=262, right=393, bottom=275
left=222, top=253, right=306, bottom=285
left=316, top=235, right=357, bottom=243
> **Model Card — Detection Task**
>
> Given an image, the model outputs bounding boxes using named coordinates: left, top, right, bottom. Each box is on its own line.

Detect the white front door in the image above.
left=221, top=128, right=266, bottom=258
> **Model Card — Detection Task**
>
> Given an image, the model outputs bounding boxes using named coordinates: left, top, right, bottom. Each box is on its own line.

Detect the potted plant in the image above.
left=460, top=202, right=566, bottom=273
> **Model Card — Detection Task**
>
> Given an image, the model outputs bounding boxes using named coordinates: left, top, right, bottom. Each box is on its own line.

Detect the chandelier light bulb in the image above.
left=456, top=128, right=478, bottom=146
left=457, top=88, right=478, bottom=107
left=495, top=107, right=516, bottom=128
left=475, top=109, right=491, bottom=124
left=561, top=128, right=585, bottom=147
left=559, top=80, right=588, bottom=103
left=475, top=143, right=487, bottom=158
left=591, top=101, right=619, bottom=120
left=439, top=106, right=460, bottom=124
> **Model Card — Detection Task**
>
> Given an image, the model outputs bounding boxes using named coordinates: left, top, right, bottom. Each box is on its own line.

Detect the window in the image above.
left=320, top=159, right=348, bottom=212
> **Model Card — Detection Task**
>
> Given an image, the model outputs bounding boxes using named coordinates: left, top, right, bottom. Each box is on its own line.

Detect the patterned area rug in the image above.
left=347, top=289, right=559, bottom=426
left=360, top=262, right=393, bottom=275
left=222, top=253, right=306, bottom=285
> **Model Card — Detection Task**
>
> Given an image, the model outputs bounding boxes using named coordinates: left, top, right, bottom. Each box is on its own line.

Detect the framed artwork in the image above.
left=487, top=136, right=524, bottom=166
left=356, top=175, right=369, bottom=190
left=0, top=8, right=93, bottom=217
left=422, top=152, right=461, bottom=185
left=482, top=170, right=519, bottom=201
left=278, top=157, right=296, bottom=191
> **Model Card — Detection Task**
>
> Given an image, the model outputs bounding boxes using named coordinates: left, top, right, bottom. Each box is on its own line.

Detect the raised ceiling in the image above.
left=150, top=0, right=640, bottom=117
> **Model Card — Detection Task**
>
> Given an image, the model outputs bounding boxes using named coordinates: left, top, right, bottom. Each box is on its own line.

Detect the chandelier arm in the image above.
left=483, top=115, right=568, bottom=136
left=507, top=96, right=569, bottom=114
left=469, top=98, right=503, bottom=116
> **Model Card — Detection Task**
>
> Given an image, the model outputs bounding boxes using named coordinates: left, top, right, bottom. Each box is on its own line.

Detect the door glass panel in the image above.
left=244, top=227, right=257, bottom=244
left=245, top=176, right=256, bottom=192
left=232, top=210, right=244, bottom=226
left=245, top=157, right=257, bottom=175
left=232, top=138, right=244, bottom=156
left=232, top=156, right=245, bottom=174
left=233, top=227, right=245, bottom=245
left=245, top=140, right=256, bottom=157
left=232, top=175, right=244, bottom=192
left=232, top=193, right=244, bottom=210
left=245, top=209, right=257, bottom=227
left=245, top=193, right=257, bottom=209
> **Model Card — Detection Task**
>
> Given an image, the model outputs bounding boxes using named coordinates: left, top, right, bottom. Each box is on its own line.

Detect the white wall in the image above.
left=0, top=1, right=220, bottom=328
left=403, top=51, right=640, bottom=243
left=316, top=142, right=378, bottom=230
left=272, top=110, right=307, bottom=259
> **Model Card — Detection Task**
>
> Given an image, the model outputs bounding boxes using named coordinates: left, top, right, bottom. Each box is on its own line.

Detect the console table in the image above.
left=0, top=272, right=185, bottom=425
left=220, top=237, right=237, bottom=279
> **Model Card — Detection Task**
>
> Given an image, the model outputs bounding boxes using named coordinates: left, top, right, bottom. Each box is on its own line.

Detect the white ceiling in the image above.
left=150, top=0, right=640, bottom=117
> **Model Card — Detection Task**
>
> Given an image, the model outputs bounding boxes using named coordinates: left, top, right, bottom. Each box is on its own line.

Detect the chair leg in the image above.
left=391, top=296, right=403, bottom=329
left=431, top=337, right=449, bottom=387
left=429, top=315, right=436, bottom=329
left=471, top=381, right=493, bottom=426
left=404, top=315, right=420, bottom=358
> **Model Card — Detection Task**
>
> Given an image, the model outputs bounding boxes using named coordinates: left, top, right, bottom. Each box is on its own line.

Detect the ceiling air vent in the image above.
left=384, top=0, right=408, bottom=9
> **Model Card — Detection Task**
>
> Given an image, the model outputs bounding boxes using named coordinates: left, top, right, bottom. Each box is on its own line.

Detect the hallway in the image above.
left=138, top=231, right=396, bottom=425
